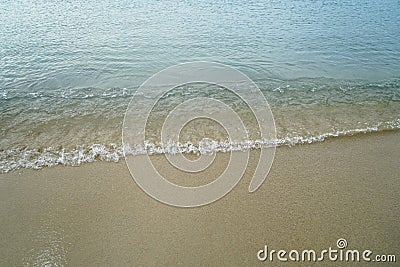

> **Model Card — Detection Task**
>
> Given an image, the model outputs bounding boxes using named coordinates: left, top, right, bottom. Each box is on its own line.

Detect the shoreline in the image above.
left=0, top=131, right=399, bottom=265
left=1, top=128, right=400, bottom=174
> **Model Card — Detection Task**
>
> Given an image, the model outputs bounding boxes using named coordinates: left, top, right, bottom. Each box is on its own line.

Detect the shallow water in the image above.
left=1, top=0, right=399, bottom=171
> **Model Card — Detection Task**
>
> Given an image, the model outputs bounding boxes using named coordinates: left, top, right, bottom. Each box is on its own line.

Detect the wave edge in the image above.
left=1, top=121, right=399, bottom=173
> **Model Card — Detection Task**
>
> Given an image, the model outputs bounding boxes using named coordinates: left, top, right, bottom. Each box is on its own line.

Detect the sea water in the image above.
left=1, top=0, right=399, bottom=172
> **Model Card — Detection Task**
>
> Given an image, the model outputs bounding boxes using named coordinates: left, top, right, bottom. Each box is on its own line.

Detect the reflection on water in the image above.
left=23, top=216, right=69, bottom=267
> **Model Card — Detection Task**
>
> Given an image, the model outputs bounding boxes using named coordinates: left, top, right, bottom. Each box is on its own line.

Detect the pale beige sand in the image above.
left=0, top=132, right=399, bottom=266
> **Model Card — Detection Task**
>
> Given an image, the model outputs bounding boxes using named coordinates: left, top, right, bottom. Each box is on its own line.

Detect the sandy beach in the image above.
left=0, top=131, right=399, bottom=266
left=2, top=0, right=400, bottom=266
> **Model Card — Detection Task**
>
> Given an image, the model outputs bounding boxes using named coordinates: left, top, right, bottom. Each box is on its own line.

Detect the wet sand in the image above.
left=0, top=131, right=399, bottom=266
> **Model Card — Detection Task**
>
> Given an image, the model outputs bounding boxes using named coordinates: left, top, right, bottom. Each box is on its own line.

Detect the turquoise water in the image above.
left=1, top=0, right=400, bottom=171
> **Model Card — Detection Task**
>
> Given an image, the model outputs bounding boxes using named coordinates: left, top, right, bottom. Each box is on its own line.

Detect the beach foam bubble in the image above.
left=1, top=119, right=399, bottom=173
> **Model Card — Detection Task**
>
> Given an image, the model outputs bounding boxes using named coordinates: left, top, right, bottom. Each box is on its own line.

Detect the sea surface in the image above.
left=1, top=0, right=400, bottom=172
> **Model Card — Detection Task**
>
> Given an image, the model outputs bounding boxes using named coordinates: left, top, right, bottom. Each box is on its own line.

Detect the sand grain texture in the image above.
left=0, top=132, right=399, bottom=266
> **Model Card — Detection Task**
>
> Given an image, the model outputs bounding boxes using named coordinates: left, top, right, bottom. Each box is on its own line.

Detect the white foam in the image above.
left=1, top=120, right=399, bottom=173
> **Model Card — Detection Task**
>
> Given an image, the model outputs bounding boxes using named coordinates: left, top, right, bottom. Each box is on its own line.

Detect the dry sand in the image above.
left=0, top=131, right=399, bottom=266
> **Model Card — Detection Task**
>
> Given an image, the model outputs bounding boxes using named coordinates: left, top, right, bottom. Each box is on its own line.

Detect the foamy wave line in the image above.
left=1, top=120, right=399, bottom=173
